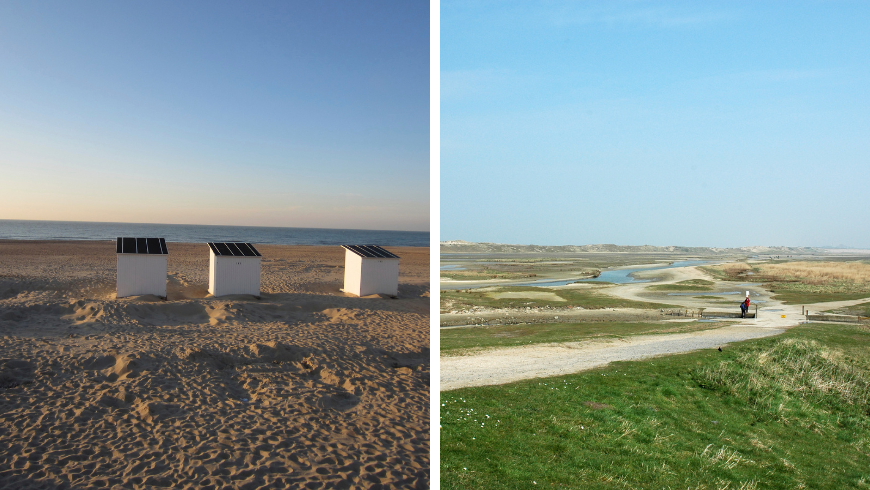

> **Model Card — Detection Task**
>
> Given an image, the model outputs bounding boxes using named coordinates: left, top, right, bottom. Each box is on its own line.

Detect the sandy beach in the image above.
left=0, top=240, right=429, bottom=489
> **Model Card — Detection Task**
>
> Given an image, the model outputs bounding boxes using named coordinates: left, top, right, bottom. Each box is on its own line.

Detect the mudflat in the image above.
left=0, top=240, right=429, bottom=489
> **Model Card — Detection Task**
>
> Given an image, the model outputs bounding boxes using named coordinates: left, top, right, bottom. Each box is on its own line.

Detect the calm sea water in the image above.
left=0, top=220, right=429, bottom=247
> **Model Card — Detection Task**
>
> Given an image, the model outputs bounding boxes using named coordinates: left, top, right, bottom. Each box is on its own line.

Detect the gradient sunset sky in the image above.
left=0, top=1, right=429, bottom=231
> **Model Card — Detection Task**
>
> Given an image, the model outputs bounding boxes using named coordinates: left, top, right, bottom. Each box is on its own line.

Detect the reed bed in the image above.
left=758, top=261, right=870, bottom=286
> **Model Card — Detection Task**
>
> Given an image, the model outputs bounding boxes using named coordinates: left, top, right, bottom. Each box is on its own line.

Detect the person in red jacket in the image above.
left=740, top=293, right=750, bottom=318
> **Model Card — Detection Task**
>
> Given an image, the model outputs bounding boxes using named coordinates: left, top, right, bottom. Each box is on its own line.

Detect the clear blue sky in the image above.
left=442, top=1, right=870, bottom=248
left=0, top=1, right=429, bottom=232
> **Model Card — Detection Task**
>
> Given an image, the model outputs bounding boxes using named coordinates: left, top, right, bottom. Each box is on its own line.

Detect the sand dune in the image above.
left=0, top=240, right=429, bottom=489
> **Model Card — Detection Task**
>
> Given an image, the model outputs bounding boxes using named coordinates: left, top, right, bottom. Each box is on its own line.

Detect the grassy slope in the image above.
left=441, top=323, right=870, bottom=489
left=442, top=286, right=678, bottom=311
left=441, top=321, right=733, bottom=353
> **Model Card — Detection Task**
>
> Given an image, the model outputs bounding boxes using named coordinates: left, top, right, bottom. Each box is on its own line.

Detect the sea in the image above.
left=0, top=220, right=429, bottom=247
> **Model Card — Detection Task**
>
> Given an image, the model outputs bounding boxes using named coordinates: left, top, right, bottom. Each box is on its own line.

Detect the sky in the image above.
left=0, top=1, right=429, bottom=232
left=441, top=1, right=870, bottom=248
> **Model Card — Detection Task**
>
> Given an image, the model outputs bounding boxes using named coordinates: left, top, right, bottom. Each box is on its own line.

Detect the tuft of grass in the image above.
left=441, top=321, right=732, bottom=353
left=695, top=338, right=870, bottom=420
left=441, top=323, right=870, bottom=489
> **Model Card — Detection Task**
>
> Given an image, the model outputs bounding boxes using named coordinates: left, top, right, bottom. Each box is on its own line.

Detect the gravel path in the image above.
left=440, top=264, right=870, bottom=391
left=440, top=324, right=785, bottom=390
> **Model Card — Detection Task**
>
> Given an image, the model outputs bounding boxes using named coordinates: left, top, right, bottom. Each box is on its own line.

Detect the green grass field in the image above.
left=764, top=282, right=870, bottom=305
left=441, top=322, right=870, bottom=489
left=441, top=286, right=678, bottom=312
left=441, top=321, right=733, bottom=353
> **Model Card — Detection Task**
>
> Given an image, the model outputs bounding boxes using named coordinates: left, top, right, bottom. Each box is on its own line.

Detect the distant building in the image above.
left=341, top=245, right=400, bottom=297
left=207, top=242, right=262, bottom=297
left=116, top=237, right=168, bottom=298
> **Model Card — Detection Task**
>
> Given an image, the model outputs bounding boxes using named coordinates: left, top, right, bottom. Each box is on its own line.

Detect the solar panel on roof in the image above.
left=226, top=243, right=243, bottom=256
left=234, top=243, right=251, bottom=256
left=146, top=238, right=161, bottom=254
left=342, top=245, right=400, bottom=259
left=116, top=237, right=169, bottom=254
left=234, top=243, right=254, bottom=257
left=207, top=242, right=263, bottom=257
left=215, top=242, right=232, bottom=256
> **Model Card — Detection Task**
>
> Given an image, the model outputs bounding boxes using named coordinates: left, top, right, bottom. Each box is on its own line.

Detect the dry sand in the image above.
left=0, top=240, right=429, bottom=489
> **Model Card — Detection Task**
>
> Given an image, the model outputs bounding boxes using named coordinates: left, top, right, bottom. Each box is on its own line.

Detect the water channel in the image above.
left=441, top=260, right=712, bottom=290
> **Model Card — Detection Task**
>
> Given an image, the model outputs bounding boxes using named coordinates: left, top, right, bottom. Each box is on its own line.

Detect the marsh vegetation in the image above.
left=703, top=261, right=870, bottom=304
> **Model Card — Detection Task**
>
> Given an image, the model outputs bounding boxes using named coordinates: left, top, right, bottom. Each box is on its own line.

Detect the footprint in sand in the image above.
left=316, top=391, right=361, bottom=412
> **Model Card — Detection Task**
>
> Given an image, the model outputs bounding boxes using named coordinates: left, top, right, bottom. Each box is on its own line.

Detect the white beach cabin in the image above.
left=207, top=242, right=262, bottom=297
left=341, top=245, right=400, bottom=297
left=116, top=237, right=168, bottom=298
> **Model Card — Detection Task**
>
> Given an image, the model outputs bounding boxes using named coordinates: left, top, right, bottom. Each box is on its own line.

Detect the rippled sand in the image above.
left=0, top=240, right=429, bottom=489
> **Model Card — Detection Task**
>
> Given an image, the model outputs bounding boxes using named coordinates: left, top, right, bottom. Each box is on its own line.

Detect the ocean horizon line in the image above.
left=0, top=218, right=428, bottom=235
left=0, top=220, right=429, bottom=247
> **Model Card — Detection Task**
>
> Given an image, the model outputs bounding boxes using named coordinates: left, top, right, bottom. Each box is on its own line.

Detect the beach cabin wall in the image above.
left=207, top=242, right=262, bottom=297
left=341, top=245, right=400, bottom=297
left=116, top=237, right=168, bottom=298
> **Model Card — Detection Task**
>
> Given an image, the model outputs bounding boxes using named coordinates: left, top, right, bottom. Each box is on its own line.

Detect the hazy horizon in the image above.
left=440, top=238, right=866, bottom=250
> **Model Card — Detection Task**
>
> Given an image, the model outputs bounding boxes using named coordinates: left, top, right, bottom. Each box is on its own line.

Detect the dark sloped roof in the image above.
left=116, top=237, right=168, bottom=255
left=341, top=245, right=400, bottom=259
left=207, top=242, right=261, bottom=257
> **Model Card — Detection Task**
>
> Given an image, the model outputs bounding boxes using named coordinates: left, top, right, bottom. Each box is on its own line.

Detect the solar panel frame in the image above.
left=122, top=237, right=136, bottom=254
left=207, top=242, right=262, bottom=257
left=146, top=238, right=161, bottom=254
left=116, top=237, right=168, bottom=254
left=342, top=245, right=400, bottom=259
left=233, top=243, right=254, bottom=257
left=215, top=243, right=233, bottom=256
left=226, top=243, right=244, bottom=256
